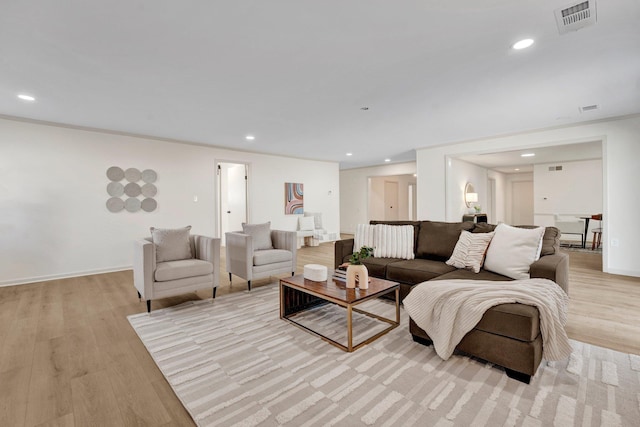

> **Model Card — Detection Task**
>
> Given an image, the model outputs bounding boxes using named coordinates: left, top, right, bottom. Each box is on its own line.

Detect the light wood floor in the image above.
left=1, top=244, right=638, bottom=426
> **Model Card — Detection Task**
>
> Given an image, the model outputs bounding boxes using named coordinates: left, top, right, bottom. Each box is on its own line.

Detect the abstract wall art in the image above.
left=285, top=182, right=303, bottom=215
left=106, top=166, right=157, bottom=213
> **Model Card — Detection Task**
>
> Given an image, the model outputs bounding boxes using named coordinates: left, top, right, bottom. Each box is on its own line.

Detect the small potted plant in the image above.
left=346, top=246, right=374, bottom=289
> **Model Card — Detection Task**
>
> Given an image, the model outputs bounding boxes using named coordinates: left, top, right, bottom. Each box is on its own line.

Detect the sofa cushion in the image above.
left=484, top=224, right=545, bottom=280
left=435, top=268, right=512, bottom=282
left=253, top=249, right=292, bottom=266
left=150, top=226, right=193, bottom=262
left=387, top=259, right=456, bottom=285
left=446, top=230, right=495, bottom=273
left=472, top=223, right=497, bottom=234
left=473, top=303, right=541, bottom=342
left=155, top=258, right=213, bottom=282
left=517, top=225, right=559, bottom=256
left=416, top=221, right=474, bottom=261
left=242, top=222, right=273, bottom=250
left=361, top=257, right=403, bottom=279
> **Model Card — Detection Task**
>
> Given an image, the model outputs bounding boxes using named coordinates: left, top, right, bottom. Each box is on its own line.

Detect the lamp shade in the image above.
left=466, top=192, right=478, bottom=203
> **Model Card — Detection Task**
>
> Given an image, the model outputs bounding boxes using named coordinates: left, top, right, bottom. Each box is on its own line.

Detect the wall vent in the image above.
left=555, top=1, right=597, bottom=34
left=548, top=166, right=564, bottom=171
left=580, top=104, right=599, bottom=113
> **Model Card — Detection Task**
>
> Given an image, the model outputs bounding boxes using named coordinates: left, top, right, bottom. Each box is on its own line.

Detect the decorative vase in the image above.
left=346, top=264, right=369, bottom=290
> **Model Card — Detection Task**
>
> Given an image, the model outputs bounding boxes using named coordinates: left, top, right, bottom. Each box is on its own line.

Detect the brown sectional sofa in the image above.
left=334, top=220, right=569, bottom=383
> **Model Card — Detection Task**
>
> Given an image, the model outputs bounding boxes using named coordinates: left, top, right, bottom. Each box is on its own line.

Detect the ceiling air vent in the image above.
left=580, top=104, right=599, bottom=113
left=548, top=166, right=564, bottom=171
left=555, top=1, right=597, bottom=35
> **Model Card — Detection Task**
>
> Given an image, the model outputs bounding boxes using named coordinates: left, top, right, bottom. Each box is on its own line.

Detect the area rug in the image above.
left=128, top=284, right=640, bottom=426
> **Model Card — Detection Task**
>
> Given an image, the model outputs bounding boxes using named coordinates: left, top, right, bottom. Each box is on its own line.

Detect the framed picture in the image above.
left=285, top=182, right=303, bottom=214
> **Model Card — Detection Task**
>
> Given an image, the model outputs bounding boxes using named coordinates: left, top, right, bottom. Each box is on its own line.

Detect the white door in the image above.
left=512, top=181, right=534, bottom=225
left=218, top=162, right=248, bottom=245
left=384, top=181, right=399, bottom=220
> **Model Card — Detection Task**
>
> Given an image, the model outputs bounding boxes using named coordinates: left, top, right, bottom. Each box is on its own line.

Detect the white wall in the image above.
left=0, top=118, right=339, bottom=285
left=415, top=114, right=640, bottom=277
left=487, top=169, right=506, bottom=224
left=368, top=174, right=415, bottom=221
left=446, top=158, right=487, bottom=221
left=340, top=162, right=417, bottom=234
left=533, top=159, right=603, bottom=230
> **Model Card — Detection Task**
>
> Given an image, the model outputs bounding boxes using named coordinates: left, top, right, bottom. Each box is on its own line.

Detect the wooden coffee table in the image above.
left=279, top=275, right=400, bottom=352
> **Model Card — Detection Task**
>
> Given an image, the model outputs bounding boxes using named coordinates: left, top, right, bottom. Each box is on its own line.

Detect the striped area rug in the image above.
left=128, top=284, right=640, bottom=426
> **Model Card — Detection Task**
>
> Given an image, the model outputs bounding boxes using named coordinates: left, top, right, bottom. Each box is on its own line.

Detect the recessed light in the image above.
left=245, top=135, right=255, bottom=141
left=18, top=94, right=35, bottom=101
left=384, top=158, right=391, bottom=162
left=515, top=168, right=520, bottom=171
left=521, top=153, right=535, bottom=157
left=512, top=39, right=534, bottom=50
left=346, top=152, right=353, bottom=156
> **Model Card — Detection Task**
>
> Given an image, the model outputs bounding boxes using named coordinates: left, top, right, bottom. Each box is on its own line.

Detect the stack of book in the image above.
left=332, top=265, right=348, bottom=282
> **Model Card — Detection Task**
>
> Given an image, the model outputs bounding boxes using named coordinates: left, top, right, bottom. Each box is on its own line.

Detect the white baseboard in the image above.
left=603, top=268, right=640, bottom=278
left=0, top=265, right=133, bottom=287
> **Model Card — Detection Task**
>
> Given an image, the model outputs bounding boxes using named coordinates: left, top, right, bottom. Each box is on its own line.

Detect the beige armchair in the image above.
left=134, top=233, right=220, bottom=312
left=226, top=227, right=297, bottom=291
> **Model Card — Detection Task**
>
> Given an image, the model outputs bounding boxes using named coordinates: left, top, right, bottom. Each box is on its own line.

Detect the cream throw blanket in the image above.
left=403, top=278, right=572, bottom=361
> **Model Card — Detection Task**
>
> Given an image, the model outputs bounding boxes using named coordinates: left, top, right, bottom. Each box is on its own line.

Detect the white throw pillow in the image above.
left=354, top=224, right=376, bottom=251
left=446, top=230, right=495, bottom=273
left=242, top=222, right=273, bottom=250
left=374, top=224, right=415, bottom=259
left=484, top=224, right=546, bottom=280
left=298, top=216, right=315, bottom=231
left=304, top=211, right=323, bottom=229
left=150, top=226, right=193, bottom=263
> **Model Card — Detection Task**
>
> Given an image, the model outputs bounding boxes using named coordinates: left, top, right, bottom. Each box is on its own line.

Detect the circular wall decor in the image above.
left=141, top=183, right=157, bottom=197
left=106, top=166, right=124, bottom=182
left=124, top=182, right=142, bottom=197
left=125, top=197, right=141, bottom=212
left=106, top=197, right=125, bottom=212
left=141, top=169, right=157, bottom=183
left=107, top=182, right=124, bottom=197
left=141, top=198, right=157, bottom=212
left=124, top=167, right=142, bottom=182
left=106, top=166, right=157, bottom=213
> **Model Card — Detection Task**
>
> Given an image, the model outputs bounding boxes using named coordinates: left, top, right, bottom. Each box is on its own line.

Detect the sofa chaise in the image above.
left=334, top=220, right=569, bottom=383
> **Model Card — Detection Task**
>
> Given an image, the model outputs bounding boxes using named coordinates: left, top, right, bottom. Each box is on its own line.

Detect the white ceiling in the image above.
left=1, top=1, right=638, bottom=169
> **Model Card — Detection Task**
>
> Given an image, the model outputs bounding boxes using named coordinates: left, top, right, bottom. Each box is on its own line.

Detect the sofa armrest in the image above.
left=225, top=232, right=253, bottom=280
left=334, top=238, right=355, bottom=269
left=271, top=230, right=297, bottom=273
left=194, top=235, right=221, bottom=287
left=133, top=239, right=155, bottom=299
left=530, top=253, right=569, bottom=295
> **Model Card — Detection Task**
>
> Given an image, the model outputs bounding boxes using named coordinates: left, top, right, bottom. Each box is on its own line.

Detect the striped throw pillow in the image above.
left=374, top=224, right=415, bottom=260
left=446, top=230, right=495, bottom=273
left=354, top=224, right=376, bottom=251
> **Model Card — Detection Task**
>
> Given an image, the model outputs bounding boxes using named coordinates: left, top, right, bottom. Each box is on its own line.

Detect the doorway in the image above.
left=512, top=180, right=533, bottom=225
left=217, top=162, right=248, bottom=245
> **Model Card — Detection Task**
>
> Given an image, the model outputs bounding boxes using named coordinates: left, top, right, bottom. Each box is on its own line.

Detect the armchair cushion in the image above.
left=154, top=259, right=214, bottom=282
left=253, top=249, right=292, bottom=266
left=150, top=226, right=193, bottom=262
left=242, top=222, right=273, bottom=250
